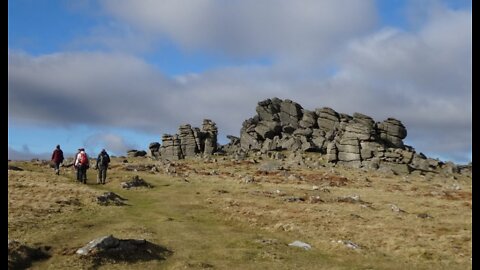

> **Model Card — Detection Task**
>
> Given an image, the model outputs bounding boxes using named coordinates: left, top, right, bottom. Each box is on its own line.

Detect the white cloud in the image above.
left=8, top=2, right=471, bottom=163
left=8, top=51, right=177, bottom=131
left=84, top=133, right=136, bottom=155
left=8, top=51, right=285, bottom=137
left=316, top=7, right=472, bottom=162
left=100, top=0, right=377, bottom=65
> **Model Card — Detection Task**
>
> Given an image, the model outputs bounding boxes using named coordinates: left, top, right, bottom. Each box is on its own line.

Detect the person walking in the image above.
left=73, top=148, right=81, bottom=181
left=51, top=145, right=64, bottom=175
left=75, top=148, right=90, bottom=184
left=95, top=149, right=111, bottom=184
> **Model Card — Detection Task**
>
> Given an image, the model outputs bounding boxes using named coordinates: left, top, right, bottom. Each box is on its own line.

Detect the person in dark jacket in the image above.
left=95, top=149, right=110, bottom=184
left=51, top=145, right=64, bottom=175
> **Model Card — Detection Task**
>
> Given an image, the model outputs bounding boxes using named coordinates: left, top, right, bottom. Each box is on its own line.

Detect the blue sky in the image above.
left=8, top=0, right=471, bottom=163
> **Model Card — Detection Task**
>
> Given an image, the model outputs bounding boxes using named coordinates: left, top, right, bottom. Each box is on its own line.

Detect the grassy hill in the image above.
left=8, top=155, right=472, bottom=269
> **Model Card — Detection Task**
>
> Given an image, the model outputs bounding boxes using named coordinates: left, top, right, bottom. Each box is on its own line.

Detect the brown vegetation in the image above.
left=8, top=156, right=472, bottom=269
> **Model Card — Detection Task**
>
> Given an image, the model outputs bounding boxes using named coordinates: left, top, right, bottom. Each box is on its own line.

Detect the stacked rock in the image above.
left=152, top=119, right=219, bottom=160
left=178, top=124, right=199, bottom=157
left=377, top=118, right=407, bottom=148
left=202, top=119, right=218, bottom=155
left=160, top=134, right=183, bottom=160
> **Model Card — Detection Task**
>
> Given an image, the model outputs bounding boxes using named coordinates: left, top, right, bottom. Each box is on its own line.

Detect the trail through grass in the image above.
left=8, top=158, right=472, bottom=269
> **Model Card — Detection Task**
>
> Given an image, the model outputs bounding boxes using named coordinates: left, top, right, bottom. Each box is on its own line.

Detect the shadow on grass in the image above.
left=8, top=241, right=51, bottom=270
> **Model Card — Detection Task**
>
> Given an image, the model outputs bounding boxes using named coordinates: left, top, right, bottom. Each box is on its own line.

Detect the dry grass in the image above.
left=7, top=156, right=472, bottom=269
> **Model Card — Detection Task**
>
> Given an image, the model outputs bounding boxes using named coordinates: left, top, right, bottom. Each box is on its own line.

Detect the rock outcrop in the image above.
left=159, top=134, right=183, bottom=160
left=149, top=119, right=219, bottom=160
left=142, top=98, right=468, bottom=175
left=237, top=97, right=448, bottom=173
left=147, top=142, right=161, bottom=159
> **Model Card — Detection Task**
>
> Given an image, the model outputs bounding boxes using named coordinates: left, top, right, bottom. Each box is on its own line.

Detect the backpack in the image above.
left=79, top=152, right=88, bottom=165
left=99, top=153, right=110, bottom=166
left=58, top=150, right=64, bottom=162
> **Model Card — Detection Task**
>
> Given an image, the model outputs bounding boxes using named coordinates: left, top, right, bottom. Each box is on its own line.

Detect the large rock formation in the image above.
left=238, top=97, right=438, bottom=173
left=142, top=98, right=466, bottom=175
left=150, top=119, right=219, bottom=160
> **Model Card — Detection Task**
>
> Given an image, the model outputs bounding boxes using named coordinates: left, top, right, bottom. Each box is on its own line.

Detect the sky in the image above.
left=8, top=0, right=471, bottom=164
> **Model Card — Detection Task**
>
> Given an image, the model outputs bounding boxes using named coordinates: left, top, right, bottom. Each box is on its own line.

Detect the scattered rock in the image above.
left=284, top=196, right=305, bottom=202
left=389, top=204, right=407, bottom=213
left=242, top=175, right=255, bottom=183
left=308, top=195, right=324, bottom=203
left=451, top=183, right=461, bottom=190
left=258, top=161, right=284, bottom=172
left=417, top=213, right=433, bottom=219
left=288, top=240, right=312, bottom=250
left=337, top=194, right=362, bottom=204
left=337, top=240, right=361, bottom=250
left=123, top=164, right=157, bottom=172
left=287, top=174, right=302, bottom=181
left=96, top=192, right=127, bottom=206
left=121, top=176, right=153, bottom=189
left=76, top=235, right=172, bottom=265
left=320, top=187, right=331, bottom=193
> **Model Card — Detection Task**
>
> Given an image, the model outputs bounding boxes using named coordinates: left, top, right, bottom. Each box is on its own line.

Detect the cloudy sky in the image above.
left=8, top=0, right=471, bottom=163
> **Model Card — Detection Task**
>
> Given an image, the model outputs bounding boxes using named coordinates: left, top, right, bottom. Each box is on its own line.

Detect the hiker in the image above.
left=73, top=149, right=81, bottom=181
left=51, top=145, right=64, bottom=175
left=75, top=148, right=90, bottom=184
left=95, top=149, right=111, bottom=184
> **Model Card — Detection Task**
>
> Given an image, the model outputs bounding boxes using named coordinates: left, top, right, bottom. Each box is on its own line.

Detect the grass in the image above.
left=8, top=156, right=472, bottom=269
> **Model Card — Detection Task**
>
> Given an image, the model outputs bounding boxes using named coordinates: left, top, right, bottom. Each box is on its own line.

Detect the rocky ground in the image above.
left=8, top=153, right=472, bottom=269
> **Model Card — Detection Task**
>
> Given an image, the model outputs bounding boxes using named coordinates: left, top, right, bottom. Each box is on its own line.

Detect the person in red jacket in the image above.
left=51, top=145, right=64, bottom=175
left=75, top=148, right=89, bottom=184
